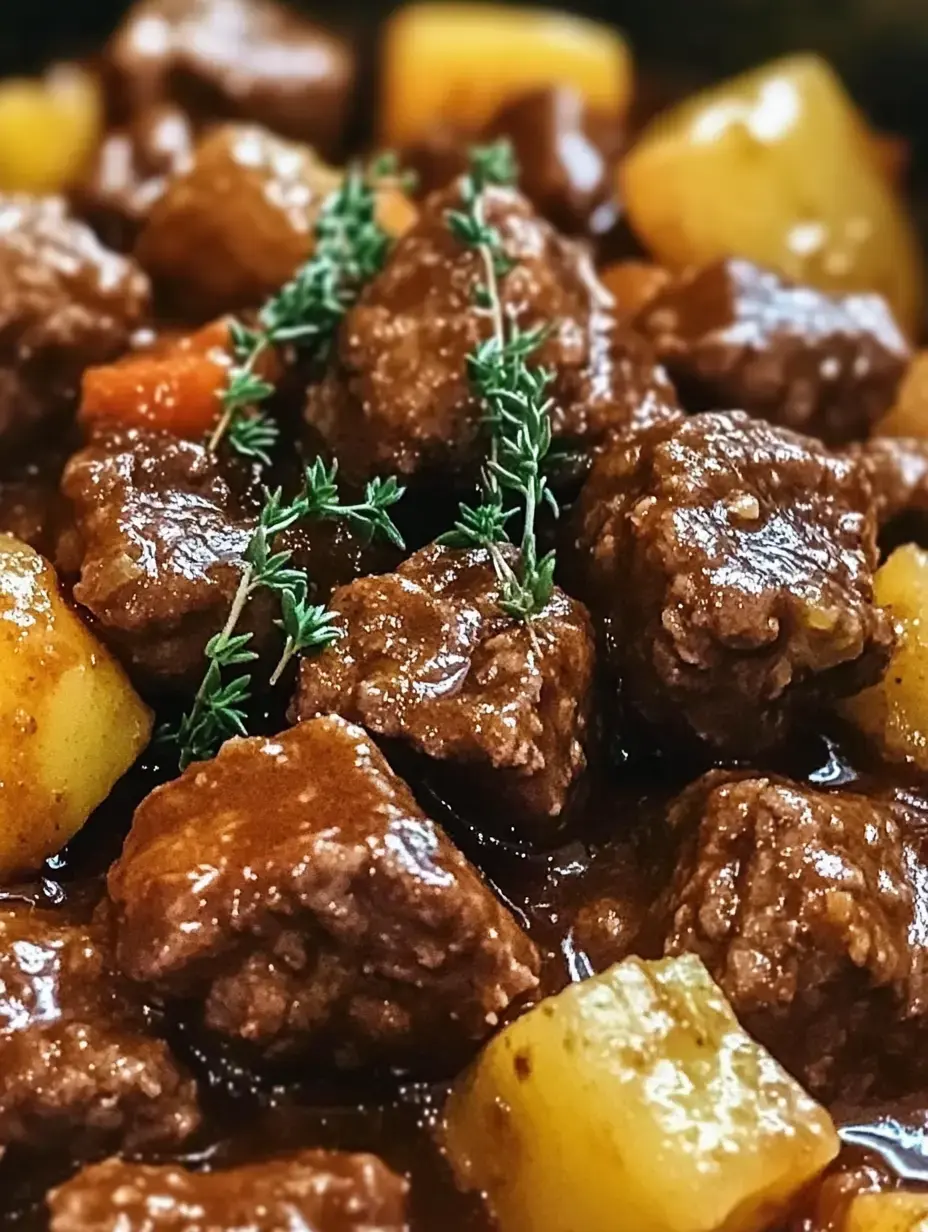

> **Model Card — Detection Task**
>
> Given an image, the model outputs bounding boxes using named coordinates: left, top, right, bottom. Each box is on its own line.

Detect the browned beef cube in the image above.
left=60, top=427, right=264, bottom=690
left=0, top=196, right=149, bottom=449
left=634, top=257, right=909, bottom=445
left=48, top=1150, right=408, bottom=1232
left=75, top=104, right=195, bottom=252
left=135, top=123, right=340, bottom=320
left=104, top=0, right=355, bottom=156
left=574, top=410, right=893, bottom=754
left=852, top=434, right=928, bottom=525
left=484, top=87, right=623, bottom=238
left=293, top=543, right=595, bottom=837
left=0, top=907, right=198, bottom=1160
left=304, top=182, right=678, bottom=486
left=663, top=771, right=928, bottom=1096
left=106, top=716, right=539, bottom=1068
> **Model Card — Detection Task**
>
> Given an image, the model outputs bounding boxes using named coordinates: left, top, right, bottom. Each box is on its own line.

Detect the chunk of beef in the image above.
left=294, top=543, right=595, bottom=837
left=486, top=87, right=624, bottom=238
left=104, top=0, right=355, bottom=156
left=60, top=427, right=264, bottom=690
left=304, top=182, right=679, bottom=486
left=136, top=123, right=339, bottom=320
left=75, top=105, right=195, bottom=252
left=852, top=435, right=928, bottom=525
left=0, top=196, right=149, bottom=450
left=106, top=716, right=539, bottom=1067
left=0, top=906, right=198, bottom=1160
left=0, top=453, right=68, bottom=558
left=574, top=411, right=893, bottom=754
left=634, top=258, right=910, bottom=445
left=48, top=1150, right=409, bottom=1232
left=662, top=771, right=928, bottom=1095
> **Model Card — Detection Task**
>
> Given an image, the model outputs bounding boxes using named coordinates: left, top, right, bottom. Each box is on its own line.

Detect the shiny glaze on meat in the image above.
left=1, top=724, right=924, bottom=1232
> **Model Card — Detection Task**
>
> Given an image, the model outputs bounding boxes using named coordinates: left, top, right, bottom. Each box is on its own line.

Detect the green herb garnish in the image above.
left=209, top=162, right=395, bottom=463
left=439, top=140, right=559, bottom=636
left=171, top=462, right=405, bottom=769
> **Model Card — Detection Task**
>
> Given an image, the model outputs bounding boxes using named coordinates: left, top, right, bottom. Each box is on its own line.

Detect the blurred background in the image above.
left=3, top=0, right=927, bottom=144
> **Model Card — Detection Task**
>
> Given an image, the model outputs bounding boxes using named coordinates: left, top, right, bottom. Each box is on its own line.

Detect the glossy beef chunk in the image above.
left=104, top=0, right=355, bottom=156
left=136, top=123, right=338, bottom=319
left=60, top=427, right=265, bottom=691
left=0, top=196, right=149, bottom=450
left=853, top=435, right=928, bottom=525
left=107, top=716, right=539, bottom=1067
left=305, top=181, right=678, bottom=485
left=663, top=772, right=928, bottom=1096
left=294, top=543, right=595, bottom=838
left=408, top=87, right=623, bottom=239
left=487, top=88, right=623, bottom=237
left=0, top=906, right=198, bottom=1160
left=0, top=453, right=68, bottom=557
left=634, top=258, right=910, bottom=445
left=48, top=1151, right=409, bottom=1232
left=75, top=105, right=195, bottom=252
left=574, top=411, right=893, bottom=755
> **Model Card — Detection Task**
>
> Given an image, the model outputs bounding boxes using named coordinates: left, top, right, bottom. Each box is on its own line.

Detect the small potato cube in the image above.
left=845, top=1192, right=928, bottom=1232
left=0, top=65, right=101, bottom=194
left=444, top=954, right=838, bottom=1232
left=621, top=55, right=924, bottom=336
left=878, top=352, right=928, bottom=438
left=845, top=544, right=928, bottom=769
left=381, top=3, right=632, bottom=146
left=0, top=535, right=151, bottom=877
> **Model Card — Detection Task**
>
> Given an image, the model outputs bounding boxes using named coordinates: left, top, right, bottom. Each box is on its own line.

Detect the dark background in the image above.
left=2, top=0, right=928, bottom=149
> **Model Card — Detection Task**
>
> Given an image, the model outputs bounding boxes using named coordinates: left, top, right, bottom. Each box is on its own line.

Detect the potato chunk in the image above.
left=621, top=55, right=924, bottom=336
left=878, top=352, right=928, bottom=438
left=444, top=955, right=838, bottom=1232
left=381, top=3, right=632, bottom=146
left=845, top=544, right=928, bottom=769
left=0, top=535, right=151, bottom=877
left=0, top=65, right=101, bottom=194
left=845, top=1193, right=928, bottom=1232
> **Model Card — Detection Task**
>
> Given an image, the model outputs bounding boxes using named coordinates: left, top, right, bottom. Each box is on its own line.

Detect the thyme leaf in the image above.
left=441, top=140, right=560, bottom=637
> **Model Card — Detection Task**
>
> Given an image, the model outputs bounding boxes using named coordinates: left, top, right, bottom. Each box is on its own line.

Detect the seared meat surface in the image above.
left=305, top=181, right=678, bottom=485
left=48, top=1151, right=409, bottom=1232
left=574, top=410, right=893, bottom=754
left=294, top=543, right=596, bottom=837
left=662, top=771, right=928, bottom=1097
left=0, top=906, right=198, bottom=1161
left=634, top=258, right=910, bottom=445
left=106, top=716, right=539, bottom=1066
left=103, top=0, right=355, bottom=155
left=0, top=195, right=149, bottom=449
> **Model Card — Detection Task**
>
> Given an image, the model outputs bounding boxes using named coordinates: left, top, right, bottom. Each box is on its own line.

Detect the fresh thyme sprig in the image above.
left=170, top=464, right=405, bottom=769
left=210, top=161, right=395, bottom=463
left=439, top=140, right=559, bottom=634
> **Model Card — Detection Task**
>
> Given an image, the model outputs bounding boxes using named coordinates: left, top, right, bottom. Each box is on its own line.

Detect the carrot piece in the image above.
left=80, top=320, right=235, bottom=438
left=599, top=261, right=670, bottom=318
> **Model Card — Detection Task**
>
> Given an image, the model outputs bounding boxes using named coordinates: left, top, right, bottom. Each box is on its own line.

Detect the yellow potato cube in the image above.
left=381, top=3, right=632, bottom=146
left=846, top=1192, right=928, bottom=1232
left=0, top=65, right=102, bottom=194
left=0, top=535, right=152, bottom=877
left=445, top=954, right=838, bottom=1232
left=878, top=352, right=928, bottom=438
left=845, top=544, right=928, bottom=769
left=621, top=55, right=924, bottom=336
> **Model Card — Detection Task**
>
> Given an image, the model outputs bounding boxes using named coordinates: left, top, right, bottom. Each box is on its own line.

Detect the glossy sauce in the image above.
left=1, top=721, right=925, bottom=1231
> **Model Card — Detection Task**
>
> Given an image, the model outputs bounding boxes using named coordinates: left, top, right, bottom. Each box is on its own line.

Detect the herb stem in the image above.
left=208, top=336, right=271, bottom=454
left=439, top=140, right=559, bottom=636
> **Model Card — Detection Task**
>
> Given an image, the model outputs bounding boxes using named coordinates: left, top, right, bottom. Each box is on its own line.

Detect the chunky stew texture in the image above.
left=3, top=2, right=928, bottom=1230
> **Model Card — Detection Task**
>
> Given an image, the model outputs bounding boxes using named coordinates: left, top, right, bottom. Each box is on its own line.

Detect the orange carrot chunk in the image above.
left=80, top=320, right=235, bottom=439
